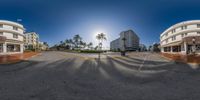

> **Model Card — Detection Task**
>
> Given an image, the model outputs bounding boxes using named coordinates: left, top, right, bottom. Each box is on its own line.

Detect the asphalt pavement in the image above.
left=0, top=51, right=200, bottom=100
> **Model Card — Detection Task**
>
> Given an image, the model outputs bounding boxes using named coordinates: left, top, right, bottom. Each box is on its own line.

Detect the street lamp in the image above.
left=121, top=37, right=126, bottom=56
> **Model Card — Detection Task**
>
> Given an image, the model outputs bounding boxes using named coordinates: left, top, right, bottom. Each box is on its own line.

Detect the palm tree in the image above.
left=60, top=41, right=64, bottom=47
left=69, top=39, right=74, bottom=50
left=80, top=41, right=86, bottom=49
left=73, top=34, right=82, bottom=49
left=65, top=39, right=70, bottom=49
left=87, top=42, right=93, bottom=50
left=65, top=39, right=69, bottom=44
left=60, top=41, right=63, bottom=45
left=96, top=33, right=107, bottom=59
left=83, top=42, right=87, bottom=49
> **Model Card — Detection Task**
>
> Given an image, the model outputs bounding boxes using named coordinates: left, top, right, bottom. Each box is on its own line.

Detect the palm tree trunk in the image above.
left=98, top=40, right=101, bottom=59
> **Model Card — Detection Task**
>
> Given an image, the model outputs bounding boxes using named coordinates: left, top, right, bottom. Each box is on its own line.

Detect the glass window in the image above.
left=197, top=32, right=200, bottom=34
left=172, top=36, right=176, bottom=41
left=181, top=34, right=184, bottom=37
left=197, top=24, right=200, bottom=28
left=164, top=47, right=171, bottom=52
left=0, top=43, right=3, bottom=52
left=165, top=33, right=168, bottom=37
left=165, top=39, right=168, bottom=43
left=172, top=29, right=176, bottom=33
left=0, top=32, right=3, bottom=35
left=13, top=34, right=18, bottom=39
left=7, top=44, right=20, bottom=52
left=185, top=33, right=188, bottom=36
left=13, top=26, right=18, bottom=31
left=181, top=26, right=187, bottom=30
left=172, top=45, right=181, bottom=52
left=0, top=24, right=3, bottom=28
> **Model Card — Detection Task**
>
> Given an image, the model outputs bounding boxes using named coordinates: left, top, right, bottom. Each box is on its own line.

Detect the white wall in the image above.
left=160, top=21, right=200, bottom=46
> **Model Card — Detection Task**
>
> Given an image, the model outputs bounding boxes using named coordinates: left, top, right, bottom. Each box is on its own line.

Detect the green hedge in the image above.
left=24, top=50, right=34, bottom=52
left=80, top=50, right=104, bottom=53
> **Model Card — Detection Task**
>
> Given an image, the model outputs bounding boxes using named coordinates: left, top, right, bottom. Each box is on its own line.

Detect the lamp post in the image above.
left=121, top=37, right=126, bottom=56
left=192, top=37, right=196, bottom=54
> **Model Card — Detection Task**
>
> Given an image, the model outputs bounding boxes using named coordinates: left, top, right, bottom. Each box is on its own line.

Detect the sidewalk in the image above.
left=0, top=52, right=40, bottom=64
left=161, top=53, right=200, bottom=64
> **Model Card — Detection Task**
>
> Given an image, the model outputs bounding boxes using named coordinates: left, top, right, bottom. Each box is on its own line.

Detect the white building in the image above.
left=0, top=20, right=25, bottom=55
left=24, top=32, right=39, bottom=50
left=110, top=38, right=120, bottom=51
left=139, top=44, right=147, bottom=51
left=39, top=42, right=48, bottom=51
left=110, top=30, right=140, bottom=51
left=160, top=20, right=200, bottom=55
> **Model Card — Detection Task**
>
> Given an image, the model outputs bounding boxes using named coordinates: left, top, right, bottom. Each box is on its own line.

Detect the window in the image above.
left=181, top=34, right=184, bottom=37
left=172, top=36, right=176, bottom=41
left=0, top=43, right=3, bottom=52
left=0, top=32, right=3, bottom=35
left=181, top=26, right=187, bottom=30
left=185, top=33, right=188, bottom=36
left=0, top=24, right=3, bottom=28
left=172, top=45, right=181, bottom=52
left=164, top=47, right=171, bottom=52
left=165, top=39, right=168, bottom=43
left=197, top=32, right=200, bottom=34
left=197, top=24, right=200, bottom=28
left=182, top=33, right=188, bottom=37
left=13, top=26, right=18, bottom=31
left=7, top=44, right=20, bottom=52
left=172, top=29, right=176, bottom=33
left=13, top=34, right=18, bottom=39
left=165, top=33, right=168, bottom=37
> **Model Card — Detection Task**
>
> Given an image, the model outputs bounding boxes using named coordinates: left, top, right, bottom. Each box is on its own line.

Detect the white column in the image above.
left=184, top=42, right=187, bottom=54
left=20, top=44, right=23, bottom=53
left=170, top=46, right=173, bottom=53
left=14, top=45, right=16, bottom=51
left=3, top=43, right=7, bottom=53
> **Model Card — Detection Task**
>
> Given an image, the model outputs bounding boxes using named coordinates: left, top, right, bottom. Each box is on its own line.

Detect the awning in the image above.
left=183, top=36, right=200, bottom=44
left=161, top=41, right=182, bottom=47
left=0, top=36, right=6, bottom=42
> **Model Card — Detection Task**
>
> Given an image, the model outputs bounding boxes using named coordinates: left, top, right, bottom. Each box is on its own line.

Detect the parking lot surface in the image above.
left=0, top=51, right=200, bottom=100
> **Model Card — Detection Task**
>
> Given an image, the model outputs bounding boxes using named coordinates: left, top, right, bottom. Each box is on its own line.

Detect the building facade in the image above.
left=24, top=32, right=39, bottom=50
left=110, top=30, right=140, bottom=51
left=139, top=44, right=147, bottom=51
left=110, top=38, right=120, bottom=51
left=39, top=42, right=49, bottom=51
left=160, top=20, right=200, bottom=55
left=0, top=20, right=25, bottom=55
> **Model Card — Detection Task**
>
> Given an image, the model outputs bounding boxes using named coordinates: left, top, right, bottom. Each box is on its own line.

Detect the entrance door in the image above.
left=195, top=44, right=200, bottom=53
left=187, top=45, right=193, bottom=54
left=0, top=43, right=3, bottom=53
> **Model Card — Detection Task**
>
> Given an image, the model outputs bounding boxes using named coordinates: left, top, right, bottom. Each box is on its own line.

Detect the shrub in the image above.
left=80, top=50, right=104, bottom=53
left=24, top=50, right=33, bottom=52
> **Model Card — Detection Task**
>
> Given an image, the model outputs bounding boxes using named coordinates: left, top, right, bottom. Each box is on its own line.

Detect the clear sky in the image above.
left=1, top=0, right=200, bottom=48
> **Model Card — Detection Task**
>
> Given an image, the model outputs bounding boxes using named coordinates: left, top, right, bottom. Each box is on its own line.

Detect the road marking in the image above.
left=138, top=53, right=149, bottom=71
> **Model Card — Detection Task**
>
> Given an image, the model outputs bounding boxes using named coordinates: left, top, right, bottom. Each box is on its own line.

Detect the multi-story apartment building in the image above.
left=39, top=42, right=49, bottom=51
left=24, top=32, right=39, bottom=50
left=110, top=30, right=140, bottom=51
left=0, top=20, right=25, bottom=55
left=110, top=38, right=120, bottom=51
left=139, top=44, right=147, bottom=51
left=160, top=20, right=200, bottom=55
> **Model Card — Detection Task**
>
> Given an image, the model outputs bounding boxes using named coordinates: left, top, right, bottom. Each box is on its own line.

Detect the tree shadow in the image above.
left=0, top=60, right=42, bottom=73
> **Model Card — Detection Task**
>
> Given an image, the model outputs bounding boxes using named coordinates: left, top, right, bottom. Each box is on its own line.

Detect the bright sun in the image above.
left=92, top=30, right=107, bottom=46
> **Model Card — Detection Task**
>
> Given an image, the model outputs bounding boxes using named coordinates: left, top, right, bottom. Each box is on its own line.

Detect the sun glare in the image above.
left=92, top=30, right=107, bottom=46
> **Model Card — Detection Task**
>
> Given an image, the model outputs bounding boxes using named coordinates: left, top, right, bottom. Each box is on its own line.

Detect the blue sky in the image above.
left=1, top=0, right=200, bottom=48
